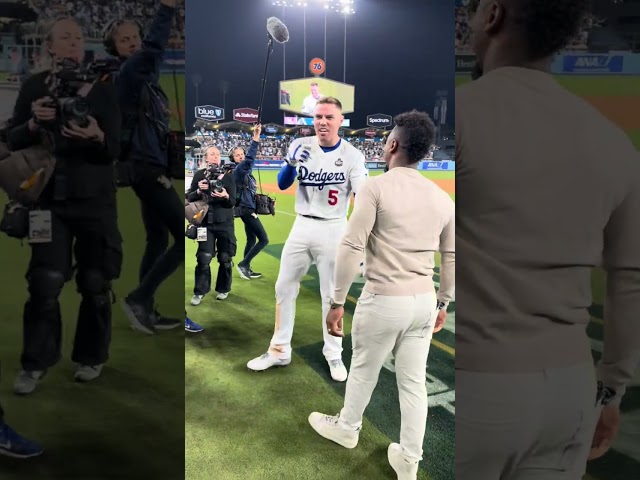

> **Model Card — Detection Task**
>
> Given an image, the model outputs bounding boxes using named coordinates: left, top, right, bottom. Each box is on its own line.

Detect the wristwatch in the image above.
left=330, top=300, right=344, bottom=309
left=596, top=381, right=617, bottom=406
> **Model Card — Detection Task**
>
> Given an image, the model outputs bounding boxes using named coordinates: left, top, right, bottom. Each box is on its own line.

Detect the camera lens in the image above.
left=69, top=98, right=90, bottom=117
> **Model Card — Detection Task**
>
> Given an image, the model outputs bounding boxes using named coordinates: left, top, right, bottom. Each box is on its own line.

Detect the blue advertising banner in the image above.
left=457, top=53, right=640, bottom=75
left=419, top=161, right=455, bottom=171
left=561, top=54, right=624, bottom=73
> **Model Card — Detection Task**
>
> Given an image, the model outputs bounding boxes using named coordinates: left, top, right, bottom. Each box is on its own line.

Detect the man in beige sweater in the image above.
left=307, top=110, right=455, bottom=480
left=456, top=0, right=640, bottom=478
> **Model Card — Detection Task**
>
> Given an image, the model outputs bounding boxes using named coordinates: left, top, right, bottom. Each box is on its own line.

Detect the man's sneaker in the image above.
left=388, top=443, right=420, bottom=480
left=249, top=269, right=262, bottom=279
left=308, top=413, right=360, bottom=449
left=185, top=316, right=204, bottom=333
left=151, top=310, right=181, bottom=330
left=191, top=294, right=204, bottom=306
left=247, top=353, right=291, bottom=371
left=74, top=364, right=103, bottom=382
left=14, top=370, right=45, bottom=395
left=0, top=422, right=43, bottom=459
left=236, top=264, right=251, bottom=280
left=216, top=292, right=228, bottom=300
left=328, top=359, right=348, bottom=382
left=121, top=297, right=156, bottom=335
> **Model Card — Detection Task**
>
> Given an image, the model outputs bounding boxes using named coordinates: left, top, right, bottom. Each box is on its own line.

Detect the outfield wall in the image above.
left=457, top=52, right=640, bottom=75
left=185, top=159, right=455, bottom=174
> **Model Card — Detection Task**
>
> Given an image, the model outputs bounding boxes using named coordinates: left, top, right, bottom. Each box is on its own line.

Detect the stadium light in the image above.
left=273, top=0, right=355, bottom=15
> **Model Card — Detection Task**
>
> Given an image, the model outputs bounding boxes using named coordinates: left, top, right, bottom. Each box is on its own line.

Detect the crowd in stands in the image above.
left=186, top=129, right=421, bottom=173
left=455, top=3, right=605, bottom=53
left=29, top=0, right=184, bottom=48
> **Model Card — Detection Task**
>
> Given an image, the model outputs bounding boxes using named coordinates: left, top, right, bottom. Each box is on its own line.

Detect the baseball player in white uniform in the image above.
left=247, top=96, right=368, bottom=381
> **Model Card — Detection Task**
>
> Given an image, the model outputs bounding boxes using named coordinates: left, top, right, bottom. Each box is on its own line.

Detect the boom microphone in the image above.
left=257, top=17, right=290, bottom=123
left=266, top=17, right=289, bottom=44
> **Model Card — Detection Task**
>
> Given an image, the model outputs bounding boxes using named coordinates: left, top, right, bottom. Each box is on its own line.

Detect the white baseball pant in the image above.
left=269, top=215, right=348, bottom=361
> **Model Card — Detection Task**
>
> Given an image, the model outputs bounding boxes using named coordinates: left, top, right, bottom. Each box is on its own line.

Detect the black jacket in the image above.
left=7, top=71, right=121, bottom=202
left=187, top=167, right=236, bottom=226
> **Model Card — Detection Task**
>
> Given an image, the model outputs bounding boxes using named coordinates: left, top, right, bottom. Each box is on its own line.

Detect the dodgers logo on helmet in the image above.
left=298, top=166, right=346, bottom=191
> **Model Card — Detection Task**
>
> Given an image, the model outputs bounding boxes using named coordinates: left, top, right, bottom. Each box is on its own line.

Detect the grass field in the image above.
left=457, top=72, right=640, bottom=480
left=0, top=184, right=186, bottom=479
left=185, top=169, right=456, bottom=480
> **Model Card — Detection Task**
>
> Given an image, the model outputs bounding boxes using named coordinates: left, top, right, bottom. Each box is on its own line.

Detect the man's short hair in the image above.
left=316, top=96, right=342, bottom=110
left=393, top=110, right=435, bottom=164
left=469, top=0, right=590, bottom=60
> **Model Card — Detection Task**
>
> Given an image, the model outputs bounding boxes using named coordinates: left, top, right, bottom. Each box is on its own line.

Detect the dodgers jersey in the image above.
left=287, top=136, right=368, bottom=219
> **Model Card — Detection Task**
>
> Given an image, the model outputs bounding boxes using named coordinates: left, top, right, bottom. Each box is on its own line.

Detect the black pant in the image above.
left=194, top=225, right=236, bottom=295
left=239, top=209, right=269, bottom=269
left=22, top=198, right=122, bottom=371
left=128, top=165, right=184, bottom=310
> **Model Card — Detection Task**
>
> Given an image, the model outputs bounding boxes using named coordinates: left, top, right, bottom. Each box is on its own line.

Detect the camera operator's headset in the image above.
left=102, top=19, right=145, bottom=57
left=228, top=146, right=245, bottom=163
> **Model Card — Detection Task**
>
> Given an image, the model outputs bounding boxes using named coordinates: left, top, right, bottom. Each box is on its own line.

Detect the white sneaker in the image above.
left=216, top=292, right=228, bottom=300
left=308, top=413, right=359, bottom=449
left=388, top=443, right=420, bottom=480
left=328, top=359, right=348, bottom=382
left=74, top=364, right=104, bottom=382
left=247, top=352, right=291, bottom=371
left=191, top=294, right=203, bottom=306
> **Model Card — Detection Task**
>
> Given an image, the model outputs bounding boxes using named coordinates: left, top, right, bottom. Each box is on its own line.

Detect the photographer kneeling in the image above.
left=187, top=146, right=236, bottom=304
left=6, top=17, right=122, bottom=393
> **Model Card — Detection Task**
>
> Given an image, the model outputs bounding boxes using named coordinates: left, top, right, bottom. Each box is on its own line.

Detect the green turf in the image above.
left=185, top=170, right=455, bottom=480
left=0, top=185, right=185, bottom=479
left=159, top=72, right=186, bottom=131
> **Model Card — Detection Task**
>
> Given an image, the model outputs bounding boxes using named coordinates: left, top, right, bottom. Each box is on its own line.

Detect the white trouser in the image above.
left=456, top=364, right=600, bottom=480
left=339, top=290, right=437, bottom=462
left=269, top=215, right=347, bottom=361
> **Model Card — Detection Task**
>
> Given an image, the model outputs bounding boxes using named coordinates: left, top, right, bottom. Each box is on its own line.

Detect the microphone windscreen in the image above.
left=266, top=17, right=289, bottom=43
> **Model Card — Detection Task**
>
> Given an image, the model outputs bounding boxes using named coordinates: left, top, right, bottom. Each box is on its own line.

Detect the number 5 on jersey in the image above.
left=328, top=189, right=339, bottom=206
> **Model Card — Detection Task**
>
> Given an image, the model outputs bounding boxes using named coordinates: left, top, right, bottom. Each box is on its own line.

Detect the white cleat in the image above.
left=328, top=359, right=348, bottom=382
left=216, top=292, right=228, bottom=300
left=308, top=413, right=359, bottom=449
left=247, top=352, right=291, bottom=371
left=191, top=294, right=203, bottom=306
left=388, top=443, right=420, bottom=480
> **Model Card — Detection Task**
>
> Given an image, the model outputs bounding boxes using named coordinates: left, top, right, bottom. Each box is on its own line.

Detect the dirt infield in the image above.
left=584, top=96, right=640, bottom=130
left=261, top=178, right=456, bottom=196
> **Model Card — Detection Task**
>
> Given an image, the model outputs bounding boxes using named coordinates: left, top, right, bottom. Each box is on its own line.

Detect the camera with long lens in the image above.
left=205, top=163, right=235, bottom=193
left=46, top=58, right=120, bottom=129
left=206, top=165, right=225, bottom=193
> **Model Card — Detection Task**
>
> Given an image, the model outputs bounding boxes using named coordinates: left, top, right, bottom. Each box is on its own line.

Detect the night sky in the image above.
left=185, top=0, right=455, bottom=133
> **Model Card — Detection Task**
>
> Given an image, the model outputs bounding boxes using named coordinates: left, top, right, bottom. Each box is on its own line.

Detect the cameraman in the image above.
left=231, top=124, right=269, bottom=280
left=187, top=146, right=236, bottom=304
left=7, top=16, right=122, bottom=393
left=106, top=0, right=183, bottom=334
